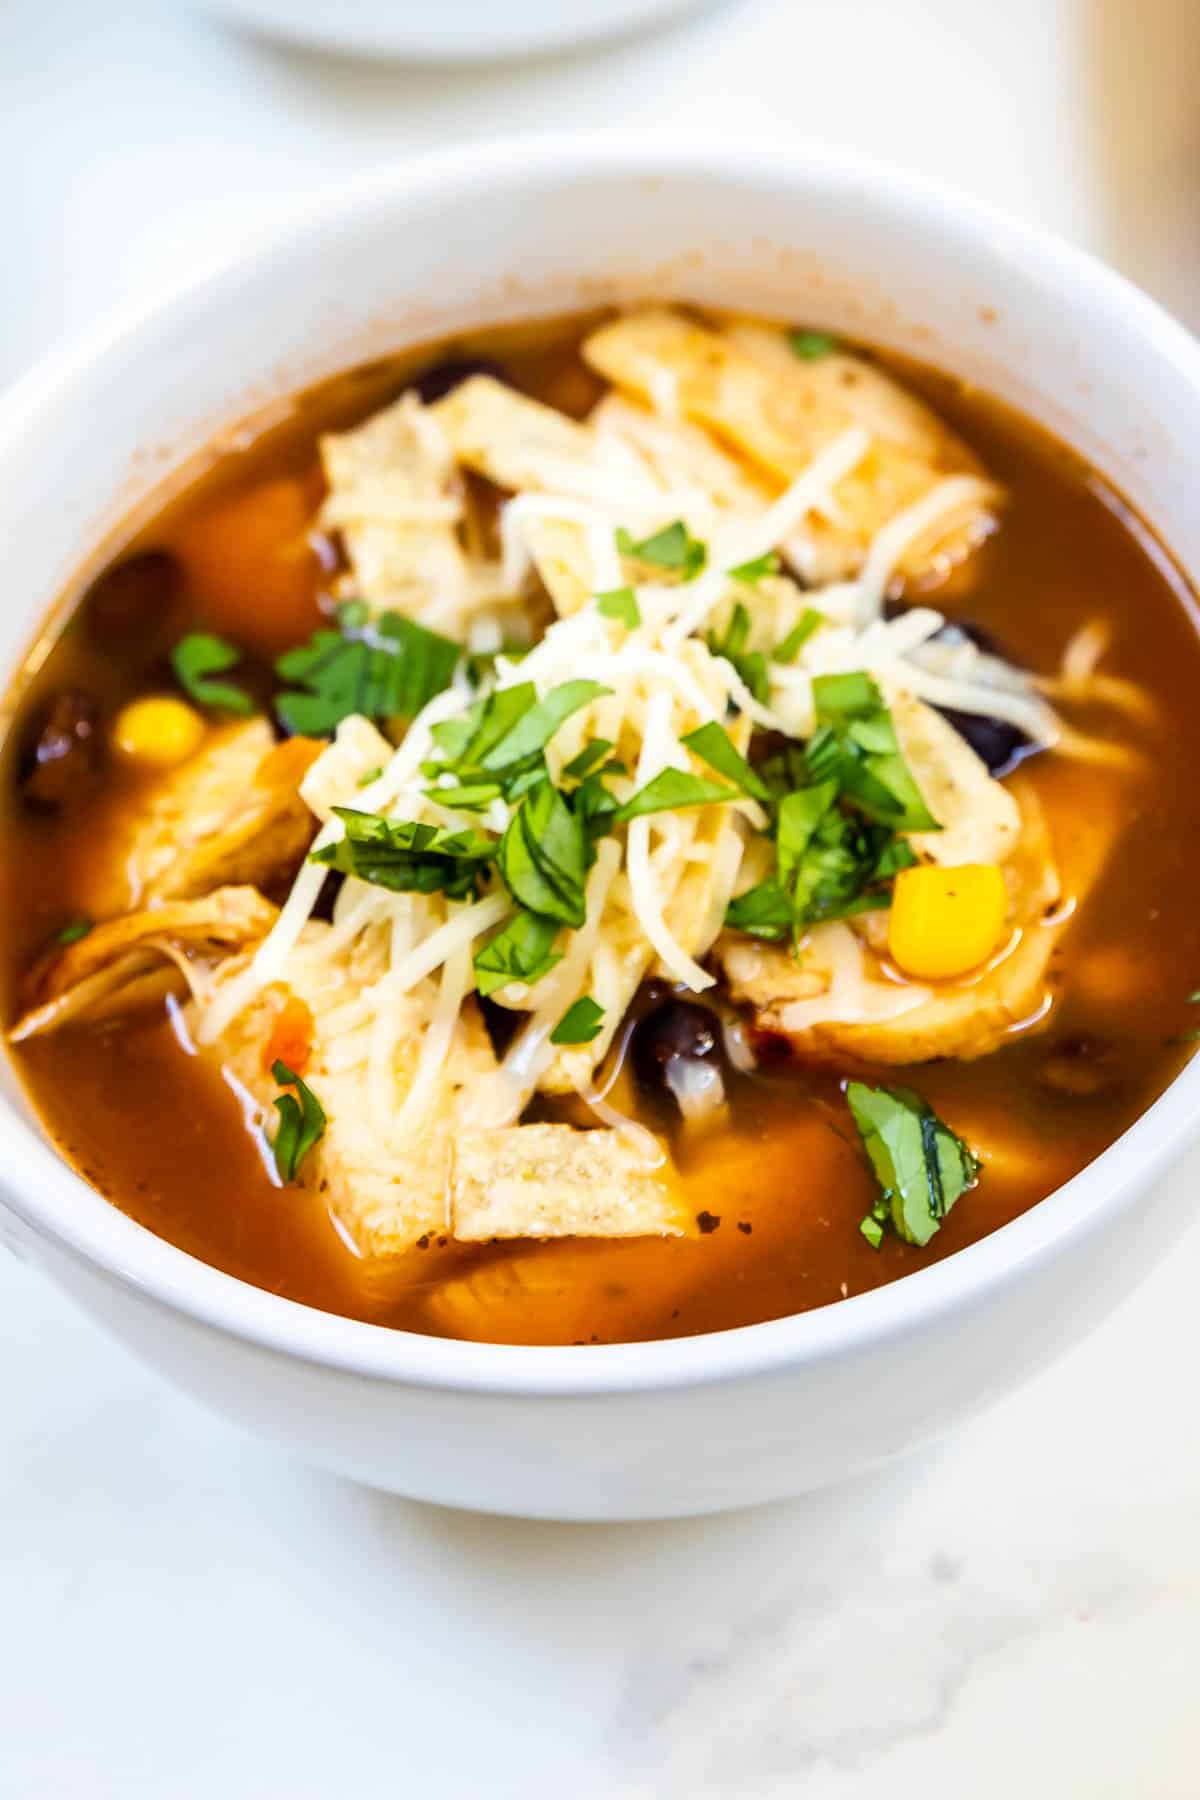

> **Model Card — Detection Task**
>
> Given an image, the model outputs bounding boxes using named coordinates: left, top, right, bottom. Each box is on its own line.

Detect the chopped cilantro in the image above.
left=727, top=552, right=780, bottom=587
left=550, top=996, right=605, bottom=1046
left=773, top=609, right=824, bottom=663
left=426, top=680, right=609, bottom=802
left=789, top=329, right=837, bottom=360
left=847, top=1082, right=978, bottom=1248
left=681, top=721, right=770, bottom=802
left=357, top=766, right=383, bottom=787
left=615, top=767, right=737, bottom=823
left=171, top=633, right=254, bottom=716
left=270, top=1059, right=326, bottom=1184
left=311, top=809, right=495, bottom=900
left=706, top=602, right=770, bottom=706
left=596, top=587, right=641, bottom=628
left=562, top=740, right=616, bottom=780
left=497, top=780, right=589, bottom=927
left=473, top=909, right=562, bottom=998
left=616, top=520, right=707, bottom=581
left=53, top=917, right=93, bottom=947
left=275, top=604, right=460, bottom=737
left=810, top=672, right=940, bottom=832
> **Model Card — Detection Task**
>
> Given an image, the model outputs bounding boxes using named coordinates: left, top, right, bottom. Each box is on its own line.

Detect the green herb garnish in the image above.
left=809, top=673, right=939, bottom=832
left=596, top=587, right=641, bottom=628
left=681, top=721, right=770, bottom=802
left=171, top=633, right=254, bottom=716
left=426, top=680, right=609, bottom=802
left=847, top=1082, right=978, bottom=1248
left=275, top=604, right=460, bottom=737
left=497, top=780, right=590, bottom=926
left=550, top=996, right=605, bottom=1046
left=53, top=917, right=93, bottom=947
left=311, top=809, right=495, bottom=900
left=789, top=329, right=837, bottom=361
left=473, top=910, right=562, bottom=998
left=706, top=602, right=770, bottom=706
left=615, top=767, right=737, bottom=824
left=270, top=1059, right=326, bottom=1184
left=727, top=552, right=781, bottom=587
left=616, top=520, right=707, bottom=581
left=773, top=609, right=824, bottom=664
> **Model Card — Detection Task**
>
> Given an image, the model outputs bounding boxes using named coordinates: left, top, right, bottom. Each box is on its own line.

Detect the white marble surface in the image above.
left=4, top=0, right=1200, bottom=1792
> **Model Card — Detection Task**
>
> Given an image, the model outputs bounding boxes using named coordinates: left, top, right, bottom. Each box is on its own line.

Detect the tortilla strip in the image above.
left=450, top=1122, right=687, bottom=1241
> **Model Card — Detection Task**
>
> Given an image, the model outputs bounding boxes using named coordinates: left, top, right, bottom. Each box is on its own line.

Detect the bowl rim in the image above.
left=4, top=129, right=1200, bottom=1397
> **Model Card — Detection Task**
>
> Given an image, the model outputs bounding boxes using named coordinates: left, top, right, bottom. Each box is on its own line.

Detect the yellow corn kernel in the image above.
left=889, top=863, right=1008, bottom=981
left=111, top=695, right=206, bottom=770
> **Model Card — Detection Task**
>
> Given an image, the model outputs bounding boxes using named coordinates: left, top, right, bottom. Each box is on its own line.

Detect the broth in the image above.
left=5, top=312, right=1199, bottom=1345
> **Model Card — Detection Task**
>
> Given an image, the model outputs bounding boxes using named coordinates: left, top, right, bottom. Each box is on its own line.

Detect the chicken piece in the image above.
left=208, top=922, right=499, bottom=1261
left=582, top=310, right=1001, bottom=587
left=319, top=391, right=472, bottom=623
left=450, top=1122, right=686, bottom=1241
left=125, top=720, right=322, bottom=906
left=11, top=886, right=278, bottom=1041
left=717, top=774, right=1067, bottom=1063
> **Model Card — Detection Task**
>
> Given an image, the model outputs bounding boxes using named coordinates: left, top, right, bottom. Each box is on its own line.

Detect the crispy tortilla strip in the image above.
left=126, top=721, right=322, bottom=905
left=582, top=309, right=1000, bottom=586
left=590, top=392, right=771, bottom=516
left=450, top=1122, right=687, bottom=1242
left=11, top=886, right=278, bottom=1041
left=319, top=392, right=472, bottom=622
left=718, top=773, right=1069, bottom=1063
left=891, top=691, right=1021, bottom=868
left=210, top=922, right=498, bottom=1260
left=431, top=376, right=600, bottom=495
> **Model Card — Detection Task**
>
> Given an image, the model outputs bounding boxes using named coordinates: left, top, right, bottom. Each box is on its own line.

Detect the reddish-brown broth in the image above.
left=5, top=314, right=1200, bottom=1345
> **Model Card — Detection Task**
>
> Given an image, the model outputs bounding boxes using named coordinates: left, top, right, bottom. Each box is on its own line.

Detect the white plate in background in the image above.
left=194, top=0, right=724, bottom=59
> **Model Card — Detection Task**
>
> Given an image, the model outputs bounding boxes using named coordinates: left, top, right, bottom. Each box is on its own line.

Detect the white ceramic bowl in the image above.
left=3, top=136, right=1200, bottom=1521
left=195, top=0, right=720, bottom=59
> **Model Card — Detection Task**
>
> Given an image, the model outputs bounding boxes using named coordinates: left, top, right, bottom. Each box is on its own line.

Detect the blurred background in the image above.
left=4, top=5, right=1200, bottom=1796
left=5, top=0, right=1199, bottom=394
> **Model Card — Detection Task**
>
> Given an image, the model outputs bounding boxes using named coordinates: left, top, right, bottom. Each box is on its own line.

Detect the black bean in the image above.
left=20, top=690, right=100, bottom=809
left=937, top=706, right=1036, bottom=777
left=81, top=550, right=182, bottom=645
left=411, top=357, right=505, bottom=406
left=884, top=603, right=1039, bottom=776
left=631, top=999, right=721, bottom=1096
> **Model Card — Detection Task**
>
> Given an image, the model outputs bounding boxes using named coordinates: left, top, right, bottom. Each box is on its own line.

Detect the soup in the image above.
left=5, top=307, right=1199, bottom=1346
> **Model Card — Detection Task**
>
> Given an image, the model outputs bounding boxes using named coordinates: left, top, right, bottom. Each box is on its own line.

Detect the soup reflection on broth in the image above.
left=5, top=308, right=1200, bottom=1346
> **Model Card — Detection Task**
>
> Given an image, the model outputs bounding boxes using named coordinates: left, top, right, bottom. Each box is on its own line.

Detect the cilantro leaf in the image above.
left=811, top=672, right=939, bottom=832
left=615, top=768, right=737, bottom=823
left=311, top=808, right=495, bottom=900
left=724, top=879, right=796, bottom=941
left=275, top=605, right=460, bottom=737
left=473, top=910, right=562, bottom=997
left=171, top=633, right=254, bottom=716
left=727, top=551, right=781, bottom=587
left=596, top=587, right=641, bottom=627
left=789, top=329, right=837, bottom=360
left=270, top=1059, right=326, bottom=1184
left=562, top=739, right=615, bottom=780
left=478, top=680, right=611, bottom=774
left=773, top=609, right=823, bottom=663
left=706, top=602, right=770, bottom=706
left=550, top=996, right=605, bottom=1046
left=497, top=781, right=589, bottom=926
left=681, top=722, right=770, bottom=802
left=846, top=1082, right=978, bottom=1248
left=616, top=520, right=707, bottom=581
